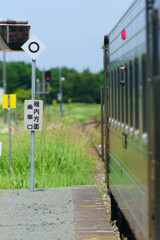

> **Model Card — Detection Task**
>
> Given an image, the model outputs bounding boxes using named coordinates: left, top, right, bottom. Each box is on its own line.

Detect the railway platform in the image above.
left=0, top=186, right=117, bottom=240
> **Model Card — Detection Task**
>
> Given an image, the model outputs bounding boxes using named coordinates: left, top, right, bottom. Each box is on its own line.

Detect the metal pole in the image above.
left=37, top=79, right=40, bottom=99
left=101, top=87, right=104, bottom=162
left=15, top=95, right=18, bottom=126
left=8, top=95, right=12, bottom=178
left=30, top=59, right=36, bottom=192
left=59, top=68, right=63, bottom=118
left=104, top=36, right=109, bottom=188
left=68, top=102, right=70, bottom=116
left=3, top=52, right=7, bottom=124
left=42, top=68, right=45, bottom=109
left=47, top=82, right=49, bottom=93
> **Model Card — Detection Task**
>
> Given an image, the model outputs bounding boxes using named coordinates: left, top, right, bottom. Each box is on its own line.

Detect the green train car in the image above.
left=103, top=0, right=160, bottom=239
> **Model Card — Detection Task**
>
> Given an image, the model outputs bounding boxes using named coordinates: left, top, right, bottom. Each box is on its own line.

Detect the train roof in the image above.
left=0, top=19, right=28, bottom=24
left=108, top=0, right=137, bottom=37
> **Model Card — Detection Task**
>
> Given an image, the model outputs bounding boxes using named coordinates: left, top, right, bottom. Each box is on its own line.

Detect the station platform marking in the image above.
left=76, top=236, right=116, bottom=239
left=72, top=186, right=117, bottom=240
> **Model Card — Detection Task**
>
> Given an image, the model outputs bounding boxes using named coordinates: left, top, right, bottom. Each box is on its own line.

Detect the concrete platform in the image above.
left=0, top=186, right=117, bottom=240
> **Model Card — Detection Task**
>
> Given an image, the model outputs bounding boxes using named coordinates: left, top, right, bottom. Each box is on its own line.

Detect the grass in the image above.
left=0, top=115, right=96, bottom=189
left=45, top=102, right=102, bottom=148
left=0, top=102, right=102, bottom=189
left=45, top=102, right=101, bottom=123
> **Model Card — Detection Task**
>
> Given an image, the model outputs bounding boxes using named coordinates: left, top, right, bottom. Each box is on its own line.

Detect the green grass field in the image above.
left=0, top=103, right=101, bottom=189
left=45, top=102, right=101, bottom=123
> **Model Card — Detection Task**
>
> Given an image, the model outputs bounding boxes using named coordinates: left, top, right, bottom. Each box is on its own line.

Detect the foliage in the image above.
left=0, top=118, right=95, bottom=189
left=15, top=88, right=31, bottom=101
left=0, top=102, right=100, bottom=189
left=49, top=67, right=104, bottom=104
left=14, top=89, right=38, bottom=102
left=0, top=62, right=104, bottom=104
left=0, top=61, right=42, bottom=93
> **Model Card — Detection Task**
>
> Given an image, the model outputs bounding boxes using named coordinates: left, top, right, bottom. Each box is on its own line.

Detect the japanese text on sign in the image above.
left=24, top=100, right=43, bottom=131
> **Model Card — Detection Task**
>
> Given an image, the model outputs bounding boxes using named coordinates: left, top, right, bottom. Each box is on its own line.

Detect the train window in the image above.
left=142, top=55, right=147, bottom=133
left=114, top=69, right=117, bottom=120
left=134, top=58, right=139, bottom=130
left=129, top=61, right=133, bottom=127
left=118, top=67, right=120, bottom=123
left=0, top=26, right=6, bottom=40
left=121, top=65, right=124, bottom=124
left=125, top=63, right=128, bottom=126
left=17, top=26, right=23, bottom=32
left=9, top=26, right=16, bottom=32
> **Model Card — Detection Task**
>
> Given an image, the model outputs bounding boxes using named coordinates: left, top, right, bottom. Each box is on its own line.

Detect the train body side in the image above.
left=104, top=0, right=160, bottom=239
left=106, top=0, right=148, bottom=239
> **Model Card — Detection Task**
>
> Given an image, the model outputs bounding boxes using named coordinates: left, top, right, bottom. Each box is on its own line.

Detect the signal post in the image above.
left=22, top=35, right=46, bottom=192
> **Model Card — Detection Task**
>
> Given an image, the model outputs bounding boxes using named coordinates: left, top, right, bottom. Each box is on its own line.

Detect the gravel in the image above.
left=0, top=188, right=75, bottom=240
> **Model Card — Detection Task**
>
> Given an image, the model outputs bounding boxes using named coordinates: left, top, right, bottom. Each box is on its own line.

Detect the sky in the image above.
left=1, top=0, right=133, bottom=73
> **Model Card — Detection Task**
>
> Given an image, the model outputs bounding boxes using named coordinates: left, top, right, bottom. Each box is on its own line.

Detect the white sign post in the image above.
left=22, top=35, right=46, bottom=192
left=24, top=100, right=43, bottom=131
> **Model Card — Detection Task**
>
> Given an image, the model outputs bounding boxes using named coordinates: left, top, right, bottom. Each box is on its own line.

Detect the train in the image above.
left=103, top=0, right=160, bottom=239
left=0, top=19, right=30, bottom=51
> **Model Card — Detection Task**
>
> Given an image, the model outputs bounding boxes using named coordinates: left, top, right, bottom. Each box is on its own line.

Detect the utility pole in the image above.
left=101, top=87, right=104, bottom=162
left=36, top=79, right=40, bottom=99
left=42, top=68, right=45, bottom=109
left=3, top=52, right=7, bottom=123
left=15, top=95, right=18, bottom=125
left=59, top=68, right=63, bottom=118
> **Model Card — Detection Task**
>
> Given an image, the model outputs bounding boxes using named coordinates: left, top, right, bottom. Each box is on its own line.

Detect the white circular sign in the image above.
left=28, top=42, right=40, bottom=53
left=22, top=35, right=46, bottom=60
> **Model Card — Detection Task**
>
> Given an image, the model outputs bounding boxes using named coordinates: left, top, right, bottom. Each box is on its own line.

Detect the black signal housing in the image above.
left=45, top=71, right=51, bottom=82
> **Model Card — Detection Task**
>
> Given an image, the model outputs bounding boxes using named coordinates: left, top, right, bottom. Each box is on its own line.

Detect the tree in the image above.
left=0, top=62, right=104, bottom=103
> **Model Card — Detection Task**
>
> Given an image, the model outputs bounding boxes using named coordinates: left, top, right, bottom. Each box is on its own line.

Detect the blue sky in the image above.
left=1, top=0, right=133, bottom=72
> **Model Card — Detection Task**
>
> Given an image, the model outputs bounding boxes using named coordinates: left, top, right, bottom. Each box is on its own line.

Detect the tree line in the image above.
left=0, top=61, right=104, bottom=103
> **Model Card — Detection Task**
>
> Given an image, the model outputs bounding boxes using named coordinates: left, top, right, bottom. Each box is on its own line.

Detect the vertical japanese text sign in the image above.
left=24, top=100, right=43, bottom=131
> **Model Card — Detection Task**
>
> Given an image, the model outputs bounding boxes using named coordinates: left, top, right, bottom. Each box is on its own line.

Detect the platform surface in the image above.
left=0, top=186, right=117, bottom=240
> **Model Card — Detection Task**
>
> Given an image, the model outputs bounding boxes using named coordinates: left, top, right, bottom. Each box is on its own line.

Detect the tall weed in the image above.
left=0, top=119, right=95, bottom=189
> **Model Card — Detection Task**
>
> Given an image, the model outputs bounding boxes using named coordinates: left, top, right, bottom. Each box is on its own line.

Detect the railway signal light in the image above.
left=104, top=35, right=109, bottom=46
left=45, top=71, right=51, bottom=82
left=0, top=19, right=30, bottom=52
left=121, top=29, right=126, bottom=40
